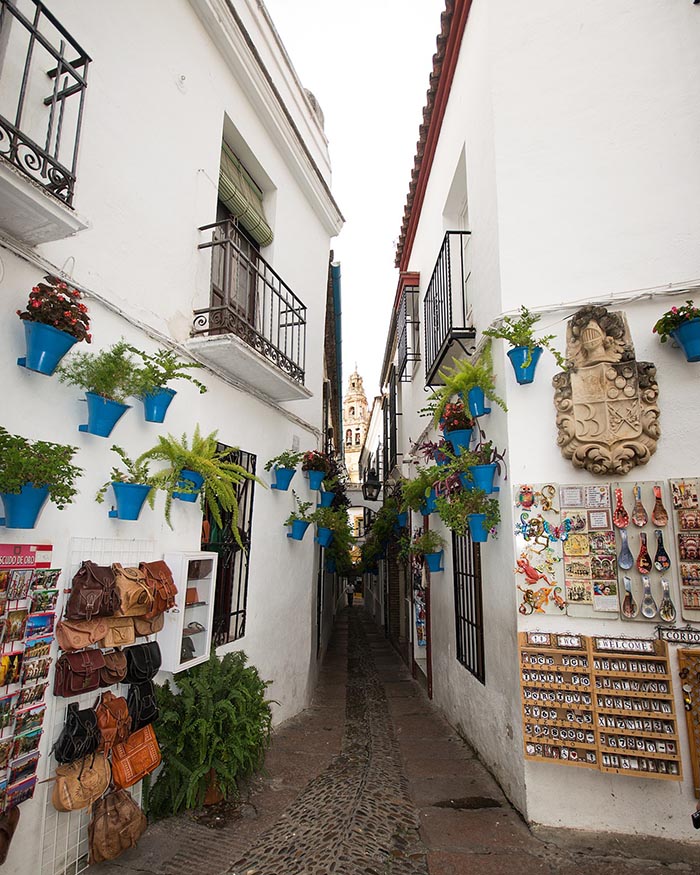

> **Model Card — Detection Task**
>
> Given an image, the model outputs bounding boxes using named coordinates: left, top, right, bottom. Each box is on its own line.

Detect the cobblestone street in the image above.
left=95, top=610, right=700, bottom=875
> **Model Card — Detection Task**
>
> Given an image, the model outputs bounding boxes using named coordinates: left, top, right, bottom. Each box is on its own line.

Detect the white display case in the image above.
left=161, top=551, right=218, bottom=673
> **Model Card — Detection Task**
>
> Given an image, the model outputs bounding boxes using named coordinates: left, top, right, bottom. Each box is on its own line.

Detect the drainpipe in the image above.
left=331, top=262, right=343, bottom=439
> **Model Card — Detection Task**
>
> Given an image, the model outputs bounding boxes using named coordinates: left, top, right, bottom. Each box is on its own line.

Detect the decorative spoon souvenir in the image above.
left=640, top=575, right=658, bottom=620
left=618, top=528, right=634, bottom=570
left=636, top=532, right=653, bottom=574
left=631, top=485, right=648, bottom=527
left=659, top=578, right=677, bottom=623
left=651, top=485, right=669, bottom=527
left=613, top=488, right=629, bottom=528
left=653, top=529, right=671, bottom=572
left=622, top=576, right=638, bottom=618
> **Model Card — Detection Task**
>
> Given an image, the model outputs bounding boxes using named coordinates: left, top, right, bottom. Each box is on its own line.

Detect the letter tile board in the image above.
left=677, top=648, right=700, bottom=798
left=669, top=479, right=700, bottom=623
left=519, top=632, right=683, bottom=780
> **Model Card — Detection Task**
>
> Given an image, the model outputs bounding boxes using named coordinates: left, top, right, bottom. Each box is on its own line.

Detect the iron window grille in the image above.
left=195, top=218, right=307, bottom=384
left=0, top=0, right=90, bottom=206
left=397, top=282, right=420, bottom=381
left=382, top=399, right=389, bottom=483
left=203, top=446, right=257, bottom=646
left=424, top=231, right=476, bottom=386
left=452, top=531, right=485, bottom=684
left=386, top=366, right=399, bottom=475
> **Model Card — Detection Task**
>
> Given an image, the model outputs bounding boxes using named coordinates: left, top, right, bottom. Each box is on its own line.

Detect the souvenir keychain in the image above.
left=631, top=485, right=648, bottom=527
left=613, top=488, right=629, bottom=528
left=622, top=576, right=638, bottom=618
left=640, top=575, right=658, bottom=619
left=653, top=529, right=671, bottom=572
left=659, top=578, right=676, bottom=623
left=651, top=485, right=669, bottom=527
left=618, top=529, right=634, bottom=570
left=636, top=532, right=653, bottom=574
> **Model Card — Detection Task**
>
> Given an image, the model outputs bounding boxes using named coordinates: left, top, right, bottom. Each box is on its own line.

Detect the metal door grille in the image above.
left=452, top=532, right=485, bottom=684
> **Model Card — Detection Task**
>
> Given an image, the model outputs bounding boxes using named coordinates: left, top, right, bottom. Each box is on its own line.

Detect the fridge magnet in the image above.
left=679, top=510, right=700, bottom=531
left=588, top=509, right=611, bottom=531
left=671, top=480, right=698, bottom=510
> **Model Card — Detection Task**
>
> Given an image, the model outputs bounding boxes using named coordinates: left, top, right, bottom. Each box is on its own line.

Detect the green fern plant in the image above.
left=145, top=650, right=273, bottom=819
left=425, top=343, right=507, bottom=426
left=95, top=445, right=158, bottom=503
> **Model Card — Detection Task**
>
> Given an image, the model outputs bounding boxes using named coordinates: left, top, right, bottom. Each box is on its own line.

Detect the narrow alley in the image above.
left=92, top=610, right=699, bottom=875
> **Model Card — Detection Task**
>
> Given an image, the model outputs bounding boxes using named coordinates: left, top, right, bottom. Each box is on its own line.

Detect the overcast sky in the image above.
left=264, top=0, right=445, bottom=400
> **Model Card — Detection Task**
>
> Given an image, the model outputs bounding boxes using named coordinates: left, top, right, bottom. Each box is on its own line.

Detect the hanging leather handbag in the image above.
left=127, top=681, right=159, bottom=731
left=123, top=642, right=161, bottom=684
left=111, top=724, right=161, bottom=789
left=95, top=692, right=131, bottom=755
left=88, top=788, right=147, bottom=864
left=54, top=650, right=106, bottom=697
left=112, top=564, right=153, bottom=617
left=55, top=617, right=109, bottom=652
left=65, top=561, right=120, bottom=620
left=100, top=650, right=127, bottom=687
left=133, top=613, right=164, bottom=637
left=100, top=617, right=135, bottom=649
left=139, top=561, right=177, bottom=619
left=52, top=703, right=100, bottom=765
left=51, top=753, right=111, bottom=812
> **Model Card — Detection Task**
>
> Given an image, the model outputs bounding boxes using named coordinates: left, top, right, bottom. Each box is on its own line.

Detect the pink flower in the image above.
left=671, top=307, right=678, bottom=314
left=30, top=301, right=40, bottom=308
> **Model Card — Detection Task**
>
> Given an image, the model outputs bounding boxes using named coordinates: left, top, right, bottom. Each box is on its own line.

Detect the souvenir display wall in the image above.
left=677, top=648, right=700, bottom=798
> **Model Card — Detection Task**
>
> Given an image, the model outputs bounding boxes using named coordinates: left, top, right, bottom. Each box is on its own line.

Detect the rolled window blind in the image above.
left=218, top=143, right=273, bottom=247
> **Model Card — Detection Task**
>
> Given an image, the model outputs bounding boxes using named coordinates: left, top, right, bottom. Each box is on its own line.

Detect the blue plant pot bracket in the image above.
left=466, top=386, right=491, bottom=418
left=108, top=482, right=151, bottom=520
left=17, top=321, right=77, bottom=376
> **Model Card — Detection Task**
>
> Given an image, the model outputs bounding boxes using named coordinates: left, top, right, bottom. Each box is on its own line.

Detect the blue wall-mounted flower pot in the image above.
left=307, top=470, right=325, bottom=490
left=468, top=463, right=499, bottom=494
left=325, top=557, right=337, bottom=574
left=315, top=526, right=334, bottom=548
left=173, top=469, right=204, bottom=502
left=424, top=551, right=444, bottom=573
left=396, top=511, right=408, bottom=528
left=271, top=467, right=296, bottom=491
left=318, top=491, right=335, bottom=508
left=420, top=488, right=438, bottom=516
left=141, top=387, right=176, bottom=423
left=468, top=513, right=489, bottom=543
left=458, top=472, right=474, bottom=491
left=444, top=428, right=472, bottom=455
left=433, top=449, right=449, bottom=466
left=0, top=484, right=50, bottom=529
left=671, top=318, right=700, bottom=362
left=466, top=386, right=491, bottom=418
left=507, top=345, right=542, bottom=385
left=108, top=482, right=151, bottom=520
left=18, top=321, right=77, bottom=376
left=78, top=392, right=130, bottom=437
left=287, top=519, right=310, bottom=541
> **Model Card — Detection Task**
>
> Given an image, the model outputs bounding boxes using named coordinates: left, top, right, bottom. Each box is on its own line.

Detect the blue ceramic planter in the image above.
left=671, top=318, right=700, bottom=362
left=307, top=470, right=326, bottom=490
left=444, top=428, right=472, bottom=455
left=0, top=484, right=49, bottom=529
left=173, top=469, right=204, bottom=502
left=468, top=513, right=489, bottom=543
left=420, top=489, right=438, bottom=516
left=507, top=346, right=542, bottom=385
left=141, top=387, right=176, bottom=423
left=271, top=468, right=296, bottom=491
left=325, top=557, right=337, bottom=574
left=466, top=386, right=491, bottom=418
left=396, top=511, right=408, bottom=528
left=424, top=551, right=444, bottom=573
left=433, top=449, right=449, bottom=466
left=318, top=491, right=335, bottom=508
left=287, top=519, right=310, bottom=541
left=79, top=392, right=131, bottom=437
left=17, top=321, right=77, bottom=376
left=468, top=463, right=498, bottom=494
left=316, top=526, right=334, bottom=548
left=108, top=482, right=151, bottom=520
left=458, top=472, right=474, bottom=491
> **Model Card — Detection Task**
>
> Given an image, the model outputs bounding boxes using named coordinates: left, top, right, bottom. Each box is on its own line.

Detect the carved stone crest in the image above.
left=552, top=306, right=660, bottom=475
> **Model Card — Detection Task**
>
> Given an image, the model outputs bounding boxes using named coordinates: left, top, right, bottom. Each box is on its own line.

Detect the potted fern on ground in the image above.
left=409, top=530, right=446, bottom=573
left=265, top=450, right=304, bottom=492
left=284, top=491, right=314, bottom=541
left=483, top=306, right=565, bottom=385
left=129, top=346, right=207, bottom=423
left=96, top=446, right=159, bottom=521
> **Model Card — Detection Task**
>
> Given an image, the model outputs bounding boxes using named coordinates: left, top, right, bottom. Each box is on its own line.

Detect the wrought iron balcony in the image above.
left=191, top=220, right=308, bottom=400
left=423, top=231, right=476, bottom=386
left=0, top=0, right=90, bottom=207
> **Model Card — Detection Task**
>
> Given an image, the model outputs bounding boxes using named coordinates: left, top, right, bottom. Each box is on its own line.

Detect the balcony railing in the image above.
left=194, top=220, right=307, bottom=385
left=0, top=0, right=90, bottom=206
left=423, top=231, right=476, bottom=386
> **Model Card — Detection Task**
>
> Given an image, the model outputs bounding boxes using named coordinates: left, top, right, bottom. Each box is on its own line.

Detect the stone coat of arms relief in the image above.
left=552, top=306, right=660, bottom=475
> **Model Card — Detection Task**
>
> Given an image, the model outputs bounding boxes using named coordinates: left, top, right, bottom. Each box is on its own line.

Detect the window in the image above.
left=210, top=202, right=260, bottom=329
left=350, top=406, right=355, bottom=417
left=355, top=431, right=361, bottom=445
left=345, top=429, right=352, bottom=446
left=452, top=531, right=485, bottom=683
left=397, top=280, right=420, bottom=382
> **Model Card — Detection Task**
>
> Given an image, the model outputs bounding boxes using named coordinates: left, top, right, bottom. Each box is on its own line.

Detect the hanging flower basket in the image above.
left=17, top=321, right=77, bottom=376
left=466, top=386, right=491, bottom=418
left=173, top=469, right=204, bottom=502
left=0, top=484, right=49, bottom=529
left=424, top=551, right=443, bottom=573
left=141, top=388, right=177, bottom=423
left=444, top=428, right=472, bottom=456
left=287, top=520, right=310, bottom=541
left=468, top=512, right=490, bottom=542
left=307, top=470, right=325, bottom=491
left=108, top=482, right=152, bottom=520
left=315, top=526, right=334, bottom=548
left=78, top=393, right=131, bottom=437
left=468, top=463, right=499, bottom=494
left=507, top=346, right=542, bottom=385
left=270, top=468, right=296, bottom=491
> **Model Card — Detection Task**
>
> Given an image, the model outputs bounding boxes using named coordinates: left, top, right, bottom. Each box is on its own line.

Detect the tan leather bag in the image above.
left=51, top=754, right=111, bottom=811
left=133, top=613, right=164, bottom=637
left=88, top=789, right=147, bottom=864
left=111, top=725, right=161, bottom=789
left=95, top=692, right=131, bottom=755
left=139, top=561, right=177, bottom=619
left=112, top=564, right=153, bottom=617
left=100, top=617, right=135, bottom=649
left=55, top=617, right=108, bottom=652
left=100, top=650, right=127, bottom=687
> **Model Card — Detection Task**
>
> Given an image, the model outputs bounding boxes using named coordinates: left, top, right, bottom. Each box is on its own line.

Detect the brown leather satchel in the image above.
left=55, top=617, right=108, bottom=652
left=100, top=650, right=127, bottom=687
left=100, top=617, right=135, bottom=649
left=133, top=613, right=164, bottom=636
left=54, top=650, right=106, bottom=697
left=139, top=560, right=177, bottom=619
left=111, top=724, right=161, bottom=789
left=95, top=692, right=131, bottom=755
left=66, top=561, right=120, bottom=620
left=185, top=587, right=199, bottom=606
left=88, top=788, right=147, bottom=863
left=112, top=564, right=153, bottom=617
left=51, top=753, right=111, bottom=812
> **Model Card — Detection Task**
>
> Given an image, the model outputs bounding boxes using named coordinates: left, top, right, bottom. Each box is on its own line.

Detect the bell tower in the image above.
left=342, top=367, right=369, bottom=483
